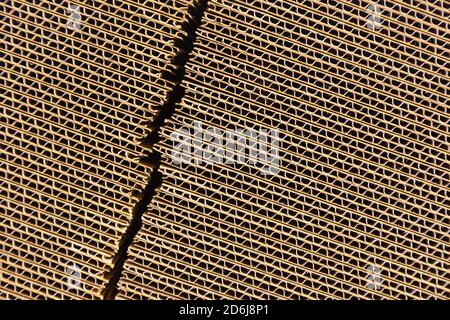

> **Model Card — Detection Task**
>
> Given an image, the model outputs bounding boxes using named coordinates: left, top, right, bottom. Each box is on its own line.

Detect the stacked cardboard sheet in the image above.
left=0, top=0, right=194, bottom=299
left=118, top=0, right=449, bottom=299
left=1, top=0, right=449, bottom=300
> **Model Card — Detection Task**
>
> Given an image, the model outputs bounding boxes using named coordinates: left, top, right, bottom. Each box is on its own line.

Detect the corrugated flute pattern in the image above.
left=0, top=0, right=194, bottom=299
left=118, top=0, right=449, bottom=299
